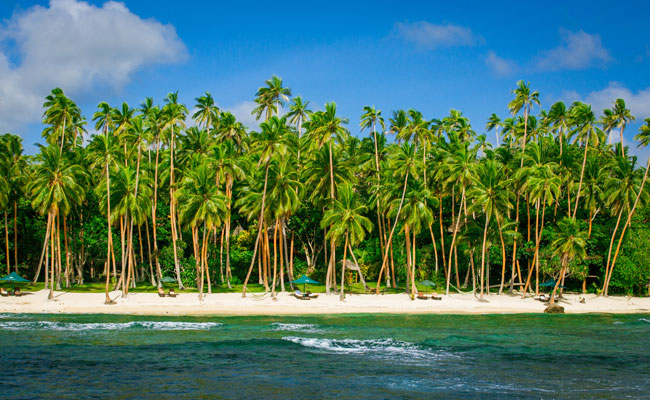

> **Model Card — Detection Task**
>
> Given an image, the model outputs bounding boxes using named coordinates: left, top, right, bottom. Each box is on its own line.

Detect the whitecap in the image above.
left=0, top=321, right=222, bottom=331
left=639, top=318, right=650, bottom=323
left=282, top=336, right=455, bottom=362
left=270, top=323, right=322, bottom=333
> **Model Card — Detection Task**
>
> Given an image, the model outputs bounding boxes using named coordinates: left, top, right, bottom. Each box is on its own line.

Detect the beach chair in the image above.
left=168, top=288, right=176, bottom=298
left=294, top=290, right=310, bottom=300
left=158, top=287, right=166, bottom=297
left=306, top=291, right=318, bottom=299
left=416, top=292, right=429, bottom=300
left=13, top=287, right=21, bottom=297
left=0, top=287, right=8, bottom=297
left=430, top=292, right=442, bottom=300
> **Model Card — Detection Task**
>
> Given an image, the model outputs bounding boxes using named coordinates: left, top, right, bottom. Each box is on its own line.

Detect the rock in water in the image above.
left=544, top=304, right=565, bottom=313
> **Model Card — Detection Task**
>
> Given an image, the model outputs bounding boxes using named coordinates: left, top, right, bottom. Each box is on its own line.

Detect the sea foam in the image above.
left=270, top=323, right=322, bottom=333
left=0, top=320, right=222, bottom=331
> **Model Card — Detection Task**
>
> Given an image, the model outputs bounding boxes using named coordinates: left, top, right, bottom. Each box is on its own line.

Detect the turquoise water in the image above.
left=1, top=313, right=649, bottom=399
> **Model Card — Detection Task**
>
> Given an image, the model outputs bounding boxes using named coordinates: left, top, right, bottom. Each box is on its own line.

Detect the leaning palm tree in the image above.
left=603, top=119, right=650, bottom=295
left=176, top=162, right=227, bottom=300
left=321, top=183, right=373, bottom=301
left=548, top=217, right=587, bottom=305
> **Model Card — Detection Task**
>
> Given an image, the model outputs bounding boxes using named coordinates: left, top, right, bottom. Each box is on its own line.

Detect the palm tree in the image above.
left=193, top=92, right=219, bottom=133
left=375, top=143, right=420, bottom=293
left=321, top=183, right=373, bottom=301
left=608, top=99, right=635, bottom=157
left=252, top=75, right=291, bottom=121
left=485, top=113, right=502, bottom=147
left=508, top=80, right=540, bottom=168
left=241, top=116, right=290, bottom=296
left=306, top=102, right=349, bottom=293
left=287, top=96, right=312, bottom=162
left=29, top=146, right=86, bottom=299
left=176, top=162, right=227, bottom=299
left=603, top=119, right=650, bottom=295
left=42, top=88, right=82, bottom=152
left=548, top=102, right=569, bottom=158
left=569, top=102, right=602, bottom=218
left=548, top=217, right=587, bottom=305
left=468, top=158, right=512, bottom=297
left=162, top=92, right=188, bottom=289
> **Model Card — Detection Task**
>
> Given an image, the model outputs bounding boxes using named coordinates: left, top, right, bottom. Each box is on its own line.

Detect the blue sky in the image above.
left=1, top=0, right=650, bottom=156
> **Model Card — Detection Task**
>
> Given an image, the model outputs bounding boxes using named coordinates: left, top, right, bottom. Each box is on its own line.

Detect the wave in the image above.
left=282, top=336, right=455, bottom=362
left=270, top=323, right=322, bottom=333
left=0, top=321, right=223, bottom=331
left=639, top=318, right=650, bottom=324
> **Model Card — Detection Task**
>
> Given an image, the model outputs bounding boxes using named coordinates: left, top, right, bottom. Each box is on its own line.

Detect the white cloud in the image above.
left=394, top=21, right=482, bottom=50
left=0, top=0, right=187, bottom=132
left=561, top=82, right=650, bottom=117
left=485, top=50, right=517, bottom=77
left=534, top=29, right=612, bottom=71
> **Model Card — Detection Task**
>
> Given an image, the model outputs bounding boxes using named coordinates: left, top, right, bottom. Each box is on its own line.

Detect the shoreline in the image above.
left=1, top=290, right=649, bottom=316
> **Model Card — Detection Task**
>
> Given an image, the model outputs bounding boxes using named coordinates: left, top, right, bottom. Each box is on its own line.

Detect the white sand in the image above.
left=1, top=289, right=649, bottom=315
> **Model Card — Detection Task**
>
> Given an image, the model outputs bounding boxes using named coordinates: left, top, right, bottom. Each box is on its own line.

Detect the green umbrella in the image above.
left=419, top=280, right=436, bottom=293
left=0, top=272, right=30, bottom=294
left=160, top=276, right=176, bottom=283
left=290, top=275, right=320, bottom=294
left=539, top=279, right=565, bottom=290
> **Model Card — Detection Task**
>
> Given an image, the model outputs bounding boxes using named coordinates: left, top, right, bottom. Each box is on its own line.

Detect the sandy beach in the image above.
left=1, top=289, right=649, bottom=315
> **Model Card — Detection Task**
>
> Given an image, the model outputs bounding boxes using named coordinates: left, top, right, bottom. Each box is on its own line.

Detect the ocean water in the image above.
left=0, top=313, right=649, bottom=399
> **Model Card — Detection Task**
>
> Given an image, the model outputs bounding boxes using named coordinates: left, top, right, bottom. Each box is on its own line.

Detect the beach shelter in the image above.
left=291, top=275, right=320, bottom=294
left=418, top=280, right=436, bottom=293
left=0, top=272, right=30, bottom=293
left=160, top=276, right=176, bottom=287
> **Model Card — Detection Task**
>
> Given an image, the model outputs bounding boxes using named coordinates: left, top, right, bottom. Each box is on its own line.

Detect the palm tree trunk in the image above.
left=375, top=172, right=410, bottom=294
left=152, top=140, right=162, bottom=287
left=428, top=224, right=439, bottom=274
left=573, top=132, right=590, bottom=218
left=603, top=207, right=625, bottom=294
left=56, top=214, right=62, bottom=291
left=446, top=185, right=466, bottom=295
left=405, top=224, right=412, bottom=297
left=219, top=228, right=225, bottom=284
left=439, top=201, right=447, bottom=271
left=13, top=201, right=17, bottom=272
left=33, top=212, right=52, bottom=283
left=169, top=126, right=183, bottom=290
left=340, top=231, right=349, bottom=301
left=242, top=161, right=271, bottom=297
left=480, top=214, right=489, bottom=298
left=411, top=229, right=417, bottom=300
left=145, top=217, right=155, bottom=286
left=497, top=217, right=507, bottom=294
left=49, top=212, right=56, bottom=300
left=604, top=157, right=649, bottom=295
left=326, top=140, right=336, bottom=294
left=271, top=219, right=279, bottom=298
left=620, top=126, right=625, bottom=157
left=63, top=216, right=70, bottom=288
left=4, top=210, right=9, bottom=275
left=549, top=257, right=567, bottom=305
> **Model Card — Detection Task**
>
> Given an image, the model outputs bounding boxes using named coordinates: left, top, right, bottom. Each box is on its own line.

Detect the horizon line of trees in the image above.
left=1, top=78, right=650, bottom=304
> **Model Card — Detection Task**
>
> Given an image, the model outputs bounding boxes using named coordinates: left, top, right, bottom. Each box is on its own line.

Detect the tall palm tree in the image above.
left=321, top=183, right=373, bottom=301
left=485, top=113, right=502, bottom=147
left=42, top=88, right=82, bottom=152
left=306, top=102, right=349, bottom=293
left=548, top=102, right=569, bottom=158
left=193, top=92, right=219, bottom=133
left=508, top=80, right=540, bottom=168
left=241, top=116, right=290, bottom=296
left=608, top=98, right=635, bottom=157
left=569, top=102, right=602, bottom=218
left=468, top=158, right=512, bottom=296
left=287, top=97, right=312, bottom=162
left=375, top=143, right=420, bottom=293
left=162, top=92, right=188, bottom=289
left=29, top=146, right=86, bottom=299
left=252, top=75, right=291, bottom=121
